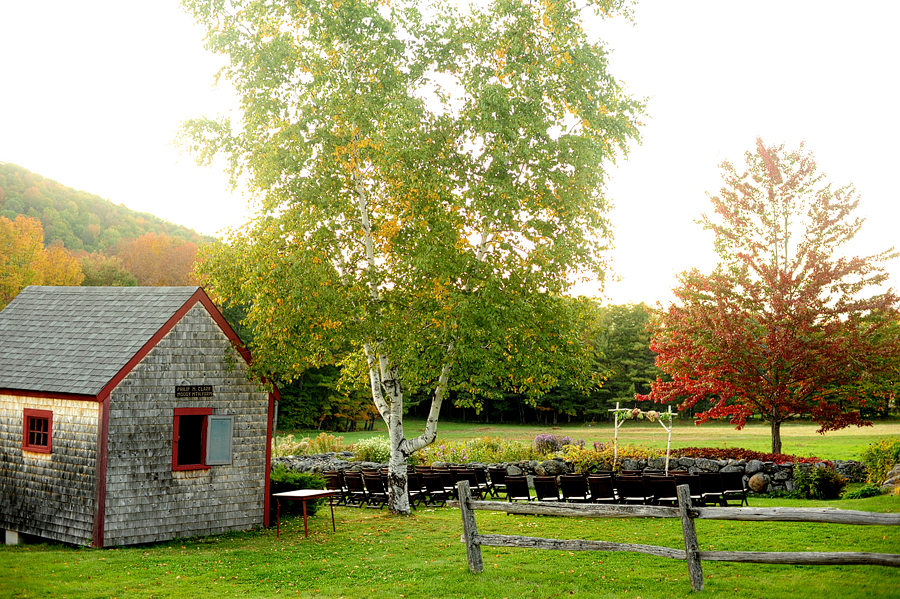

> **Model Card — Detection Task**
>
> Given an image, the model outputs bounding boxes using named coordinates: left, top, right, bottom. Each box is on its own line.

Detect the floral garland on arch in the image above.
left=615, top=407, right=674, bottom=424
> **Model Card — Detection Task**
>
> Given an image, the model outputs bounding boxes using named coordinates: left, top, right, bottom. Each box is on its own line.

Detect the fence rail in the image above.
left=452, top=481, right=900, bottom=592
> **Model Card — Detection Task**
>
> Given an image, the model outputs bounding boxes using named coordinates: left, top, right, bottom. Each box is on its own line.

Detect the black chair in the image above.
left=644, top=475, right=678, bottom=506
left=362, top=472, right=389, bottom=508
left=421, top=473, right=450, bottom=506
left=505, top=476, right=533, bottom=502
left=433, top=468, right=457, bottom=500
left=406, top=470, right=427, bottom=508
left=587, top=475, right=617, bottom=504
left=472, top=467, right=494, bottom=498
left=698, top=472, right=726, bottom=507
left=559, top=474, right=592, bottom=503
left=615, top=476, right=650, bottom=504
left=343, top=471, right=369, bottom=507
left=721, top=471, right=749, bottom=506
left=450, top=468, right=482, bottom=499
left=533, top=476, right=563, bottom=502
left=673, top=473, right=705, bottom=506
left=488, top=467, right=508, bottom=498
left=323, top=470, right=348, bottom=506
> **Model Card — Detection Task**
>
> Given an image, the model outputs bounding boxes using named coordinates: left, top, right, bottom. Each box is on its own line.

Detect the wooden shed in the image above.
left=0, top=286, right=275, bottom=547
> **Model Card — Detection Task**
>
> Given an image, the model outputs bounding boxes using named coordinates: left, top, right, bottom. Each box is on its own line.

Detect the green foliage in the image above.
left=423, top=436, right=543, bottom=464
left=841, top=484, right=882, bottom=500
left=861, top=436, right=900, bottom=484
left=79, top=252, right=138, bottom=286
left=792, top=464, right=847, bottom=500
left=589, top=303, right=663, bottom=417
left=0, top=163, right=213, bottom=252
left=268, top=466, right=325, bottom=516
left=276, top=366, right=375, bottom=432
left=184, top=0, right=644, bottom=510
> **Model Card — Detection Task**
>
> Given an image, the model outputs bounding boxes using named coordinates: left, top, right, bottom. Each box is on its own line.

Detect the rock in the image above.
left=883, top=464, right=900, bottom=485
left=748, top=473, right=770, bottom=493
left=773, top=469, right=790, bottom=481
left=695, top=458, right=720, bottom=472
left=506, top=465, right=523, bottom=476
left=536, top=460, right=569, bottom=476
left=648, top=457, right=668, bottom=470
left=720, top=464, right=743, bottom=473
left=677, top=457, right=696, bottom=467
left=745, top=460, right=764, bottom=474
left=622, top=459, right=640, bottom=471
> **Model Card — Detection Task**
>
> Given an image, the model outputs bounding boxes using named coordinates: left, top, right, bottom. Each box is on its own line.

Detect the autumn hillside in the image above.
left=0, top=162, right=214, bottom=251
left=0, top=163, right=220, bottom=308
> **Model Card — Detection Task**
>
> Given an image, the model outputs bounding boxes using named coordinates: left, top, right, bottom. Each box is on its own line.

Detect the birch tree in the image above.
left=182, top=0, right=643, bottom=513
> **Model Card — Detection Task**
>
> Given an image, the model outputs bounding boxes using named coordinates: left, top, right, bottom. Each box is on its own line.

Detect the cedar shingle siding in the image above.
left=0, top=287, right=272, bottom=547
left=104, top=305, right=267, bottom=546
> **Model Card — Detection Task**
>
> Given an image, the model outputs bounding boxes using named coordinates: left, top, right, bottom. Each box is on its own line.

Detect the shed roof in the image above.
left=0, top=286, right=202, bottom=396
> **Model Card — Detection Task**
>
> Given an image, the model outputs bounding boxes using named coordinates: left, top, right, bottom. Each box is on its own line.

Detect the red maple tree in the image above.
left=640, top=139, right=900, bottom=454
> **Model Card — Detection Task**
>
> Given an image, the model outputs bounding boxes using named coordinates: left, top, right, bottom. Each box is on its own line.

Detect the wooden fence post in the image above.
left=677, top=484, right=704, bottom=592
left=458, top=480, right=484, bottom=573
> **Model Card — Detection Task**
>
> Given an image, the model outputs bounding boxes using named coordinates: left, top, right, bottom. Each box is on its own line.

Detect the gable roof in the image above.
left=0, top=286, right=224, bottom=397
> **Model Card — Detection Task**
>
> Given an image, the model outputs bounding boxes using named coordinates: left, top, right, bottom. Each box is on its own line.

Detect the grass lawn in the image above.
left=281, top=419, right=900, bottom=461
left=1, top=494, right=897, bottom=598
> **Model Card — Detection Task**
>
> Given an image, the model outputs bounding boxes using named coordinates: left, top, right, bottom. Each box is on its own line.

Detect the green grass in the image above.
left=281, top=419, right=900, bottom=461
left=2, top=494, right=898, bottom=598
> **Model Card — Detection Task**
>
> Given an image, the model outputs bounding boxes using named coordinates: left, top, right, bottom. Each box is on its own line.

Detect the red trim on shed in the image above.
left=22, top=408, right=53, bottom=453
left=264, top=392, right=275, bottom=527
left=172, top=407, right=213, bottom=471
left=92, top=392, right=110, bottom=548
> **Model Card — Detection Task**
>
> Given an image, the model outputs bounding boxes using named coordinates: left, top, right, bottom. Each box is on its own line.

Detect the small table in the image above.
left=273, top=489, right=338, bottom=539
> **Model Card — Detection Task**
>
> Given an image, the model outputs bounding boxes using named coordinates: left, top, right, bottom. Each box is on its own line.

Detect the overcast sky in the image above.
left=1, top=1, right=898, bottom=306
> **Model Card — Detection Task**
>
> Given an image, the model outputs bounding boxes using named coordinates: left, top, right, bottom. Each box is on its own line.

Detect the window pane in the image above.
left=206, top=416, right=234, bottom=465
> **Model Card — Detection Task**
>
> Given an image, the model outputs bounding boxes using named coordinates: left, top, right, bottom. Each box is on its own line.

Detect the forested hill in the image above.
left=0, top=162, right=214, bottom=251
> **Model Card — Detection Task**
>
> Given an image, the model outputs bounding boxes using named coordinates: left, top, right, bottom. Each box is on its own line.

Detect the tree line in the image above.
left=0, top=164, right=209, bottom=308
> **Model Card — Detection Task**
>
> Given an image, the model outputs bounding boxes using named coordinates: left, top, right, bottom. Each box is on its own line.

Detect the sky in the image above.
left=1, top=1, right=898, bottom=306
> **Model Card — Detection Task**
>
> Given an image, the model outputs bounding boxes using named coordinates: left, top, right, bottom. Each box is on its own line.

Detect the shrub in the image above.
left=675, top=446, right=823, bottom=464
left=269, top=465, right=325, bottom=516
left=562, top=442, right=663, bottom=474
left=351, top=435, right=392, bottom=463
left=306, top=432, right=346, bottom=454
left=860, top=437, right=900, bottom=485
left=273, top=432, right=347, bottom=457
left=532, top=434, right=584, bottom=455
left=423, top=436, right=542, bottom=465
left=792, top=464, right=846, bottom=500
left=841, top=484, right=882, bottom=500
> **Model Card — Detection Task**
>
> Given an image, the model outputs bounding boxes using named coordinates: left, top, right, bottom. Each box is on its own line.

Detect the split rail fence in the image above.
left=452, top=481, right=900, bottom=592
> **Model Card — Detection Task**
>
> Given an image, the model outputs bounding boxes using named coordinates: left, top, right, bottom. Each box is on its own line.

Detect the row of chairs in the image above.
left=323, top=465, right=504, bottom=509
left=323, top=468, right=749, bottom=509
left=511, top=471, right=748, bottom=507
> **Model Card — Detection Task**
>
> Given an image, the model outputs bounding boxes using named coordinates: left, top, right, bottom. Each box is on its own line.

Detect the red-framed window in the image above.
left=23, top=408, right=53, bottom=453
left=173, top=407, right=212, bottom=471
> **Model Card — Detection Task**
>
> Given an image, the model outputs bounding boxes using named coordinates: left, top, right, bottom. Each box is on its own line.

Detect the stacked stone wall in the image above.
left=273, top=453, right=867, bottom=495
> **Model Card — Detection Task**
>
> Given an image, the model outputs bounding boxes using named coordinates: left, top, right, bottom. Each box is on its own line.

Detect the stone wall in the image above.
left=273, top=453, right=867, bottom=495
